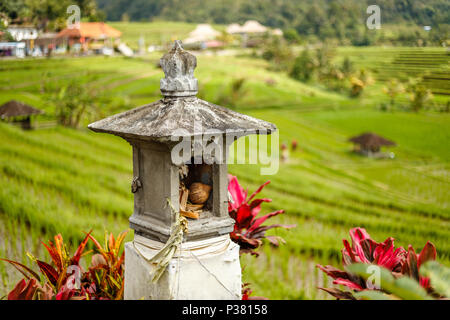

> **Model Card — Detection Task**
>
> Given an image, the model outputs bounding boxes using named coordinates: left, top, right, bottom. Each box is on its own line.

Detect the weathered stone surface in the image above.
left=160, top=40, right=198, bottom=97
left=127, top=139, right=234, bottom=243
left=124, top=235, right=242, bottom=300
left=88, top=96, right=276, bottom=143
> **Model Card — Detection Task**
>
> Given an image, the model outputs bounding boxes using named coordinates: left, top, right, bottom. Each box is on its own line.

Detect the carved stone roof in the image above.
left=88, top=41, right=276, bottom=143
left=88, top=96, right=276, bottom=143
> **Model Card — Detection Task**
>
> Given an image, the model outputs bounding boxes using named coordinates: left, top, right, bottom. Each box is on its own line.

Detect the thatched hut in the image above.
left=349, top=132, right=396, bottom=157
left=183, top=24, right=223, bottom=49
left=0, top=100, right=44, bottom=129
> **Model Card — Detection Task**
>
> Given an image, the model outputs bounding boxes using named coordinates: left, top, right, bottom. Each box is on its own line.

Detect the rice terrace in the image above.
left=0, top=0, right=449, bottom=302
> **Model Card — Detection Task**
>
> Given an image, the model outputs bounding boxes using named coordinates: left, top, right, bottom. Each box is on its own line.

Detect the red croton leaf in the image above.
left=404, top=245, right=419, bottom=280
left=333, top=278, right=364, bottom=291
left=227, top=175, right=294, bottom=255
left=41, top=240, right=63, bottom=272
left=316, top=264, right=351, bottom=280
left=0, top=258, right=41, bottom=281
left=417, top=241, right=436, bottom=268
left=8, top=278, right=40, bottom=300
left=228, top=175, right=247, bottom=211
left=318, top=287, right=356, bottom=300
left=56, top=284, right=77, bottom=300
left=36, top=260, right=59, bottom=286
left=247, top=210, right=284, bottom=234
left=342, top=239, right=357, bottom=264
left=71, top=231, right=92, bottom=265
left=247, top=180, right=270, bottom=203
left=318, top=227, right=439, bottom=299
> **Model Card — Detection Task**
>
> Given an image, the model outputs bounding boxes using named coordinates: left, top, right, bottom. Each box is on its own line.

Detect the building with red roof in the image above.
left=57, top=22, right=122, bottom=52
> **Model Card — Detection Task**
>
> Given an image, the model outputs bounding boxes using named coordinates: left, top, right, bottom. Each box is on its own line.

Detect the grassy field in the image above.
left=0, top=43, right=449, bottom=299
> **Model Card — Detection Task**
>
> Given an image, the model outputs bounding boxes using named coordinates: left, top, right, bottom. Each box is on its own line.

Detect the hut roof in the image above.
left=241, top=20, right=267, bottom=33
left=184, top=24, right=221, bottom=44
left=226, top=23, right=243, bottom=34
left=56, top=22, right=122, bottom=40
left=349, top=132, right=396, bottom=148
left=0, top=100, right=44, bottom=119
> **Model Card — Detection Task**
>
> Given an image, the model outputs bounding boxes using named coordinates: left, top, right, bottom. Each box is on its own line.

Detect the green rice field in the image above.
left=0, top=39, right=449, bottom=299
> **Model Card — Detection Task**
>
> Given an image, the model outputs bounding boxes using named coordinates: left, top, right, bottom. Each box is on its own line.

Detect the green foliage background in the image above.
left=96, top=0, right=449, bottom=43
left=0, top=44, right=449, bottom=298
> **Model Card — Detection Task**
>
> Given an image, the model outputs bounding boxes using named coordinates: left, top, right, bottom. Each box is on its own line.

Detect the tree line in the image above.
left=95, top=0, right=449, bottom=43
left=1, top=0, right=103, bottom=30
left=1, top=0, right=448, bottom=44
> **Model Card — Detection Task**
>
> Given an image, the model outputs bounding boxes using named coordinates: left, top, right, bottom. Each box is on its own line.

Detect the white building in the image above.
left=0, top=42, right=26, bottom=58
left=7, top=25, right=38, bottom=41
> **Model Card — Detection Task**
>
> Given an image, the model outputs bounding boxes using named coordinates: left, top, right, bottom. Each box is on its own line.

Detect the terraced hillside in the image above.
left=0, top=48, right=449, bottom=299
left=337, top=47, right=450, bottom=99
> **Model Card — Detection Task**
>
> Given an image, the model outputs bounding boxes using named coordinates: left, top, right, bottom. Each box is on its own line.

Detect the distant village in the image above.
left=0, top=20, right=283, bottom=58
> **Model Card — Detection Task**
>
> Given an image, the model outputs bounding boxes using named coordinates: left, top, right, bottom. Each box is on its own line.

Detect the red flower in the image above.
left=318, top=227, right=407, bottom=296
left=342, top=228, right=406, bottom=272
left=228, top=175, right=294, bottom=255
left=318, top=227, right=439, bottom=299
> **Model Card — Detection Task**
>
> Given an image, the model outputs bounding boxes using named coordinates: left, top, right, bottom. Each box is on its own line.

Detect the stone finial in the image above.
left=160, top=40, right=198, bottom=97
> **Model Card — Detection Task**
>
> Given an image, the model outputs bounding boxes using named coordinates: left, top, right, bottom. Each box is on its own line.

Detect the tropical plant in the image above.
left=348, top=263, right=434, bottom=300
left=347, top=261, right=449, bottom=300
left=2, top=230, right=127, bottom=300
left=383, top=79, right=405, bottom=108
left=315, top=45, right=335, bottom=75
left=289, top=49, right=316, bottom=82
left=349, top=69, right=374, bottom=97
left=85, top=231, right=128, bottom=299
left=317, top=227, right=439, bottom=299
left=6, top=278, right=54, bottom=300
left=321, top=64, right=346, bottom=92
left=420, top=261, right=450, bottom=298
left=407, top=80, right=433, bottom=112
left=41, top=74, right=127, bottom=128
left=217, top=78, right=248, bottom=109
left=402, top=241, right=437, bottom=290
left=261, top=37, right=294, bottom=72
left=283, top=28, right=301, bottom=44
left=341, top=57, right=354, bottom=76
left=227, top=174, right=295, bottom=255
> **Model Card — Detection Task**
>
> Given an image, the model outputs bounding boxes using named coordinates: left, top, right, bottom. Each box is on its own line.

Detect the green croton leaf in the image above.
left=347, top=263, right=433, bottom=300
left=420, top=261, right=450, bottom=298
left=353, top=290, right=394, bottom=300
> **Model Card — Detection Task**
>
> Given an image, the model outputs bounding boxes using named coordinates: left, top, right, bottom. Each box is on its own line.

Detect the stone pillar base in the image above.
left=124, top=235, right=242, bottom=300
